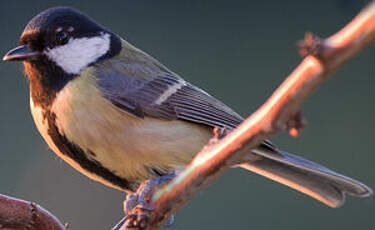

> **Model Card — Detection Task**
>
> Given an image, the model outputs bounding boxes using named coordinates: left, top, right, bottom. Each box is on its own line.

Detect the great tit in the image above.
left=3, top=7, right=372, bottom=208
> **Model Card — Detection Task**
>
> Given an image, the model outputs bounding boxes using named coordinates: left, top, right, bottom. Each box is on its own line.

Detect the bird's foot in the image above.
left=207, top=126, right=229, bottom=146
left=123, top=173, right=176, bottom=228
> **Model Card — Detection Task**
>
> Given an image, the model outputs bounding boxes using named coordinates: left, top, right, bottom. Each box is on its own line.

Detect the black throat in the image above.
left=26, top=55, right=76, bottom=110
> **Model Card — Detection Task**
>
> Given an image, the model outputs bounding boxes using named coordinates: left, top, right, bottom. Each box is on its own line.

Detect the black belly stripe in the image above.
left=45, top=111, right=138, bottom=192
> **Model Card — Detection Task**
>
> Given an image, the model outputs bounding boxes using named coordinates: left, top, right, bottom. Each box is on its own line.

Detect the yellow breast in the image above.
left=30, top=67, right=212, bottom=191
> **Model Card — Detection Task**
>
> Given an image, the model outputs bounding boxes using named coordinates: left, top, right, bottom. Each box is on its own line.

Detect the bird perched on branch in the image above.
left=3, top=7, right=372, bottom=211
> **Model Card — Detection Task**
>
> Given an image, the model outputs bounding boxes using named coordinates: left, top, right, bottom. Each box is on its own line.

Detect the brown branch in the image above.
left=0, top=194, right=66, bottom=230
left=121, top=1, right=375, bottom=229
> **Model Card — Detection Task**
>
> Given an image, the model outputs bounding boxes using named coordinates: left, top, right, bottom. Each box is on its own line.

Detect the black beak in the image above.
left=3, top=45, right=41, bottom=62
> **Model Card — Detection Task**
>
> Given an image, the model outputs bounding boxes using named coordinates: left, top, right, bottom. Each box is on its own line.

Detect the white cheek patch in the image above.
left=45, top=33, right=111, bottom=74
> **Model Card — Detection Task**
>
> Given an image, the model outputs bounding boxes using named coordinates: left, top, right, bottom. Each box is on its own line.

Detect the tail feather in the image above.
left=240, top=148, right=373, bottom=208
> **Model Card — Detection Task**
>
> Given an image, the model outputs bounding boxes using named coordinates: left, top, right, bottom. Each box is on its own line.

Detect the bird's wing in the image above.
left=96, top=64, right=243, bottom=129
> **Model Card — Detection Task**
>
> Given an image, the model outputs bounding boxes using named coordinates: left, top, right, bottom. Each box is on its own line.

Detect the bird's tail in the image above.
left=239, top=148, right=373, bottom=208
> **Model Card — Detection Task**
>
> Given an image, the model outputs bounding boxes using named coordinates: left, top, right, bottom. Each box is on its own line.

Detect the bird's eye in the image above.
left=56, top=31, right=69, bottom=45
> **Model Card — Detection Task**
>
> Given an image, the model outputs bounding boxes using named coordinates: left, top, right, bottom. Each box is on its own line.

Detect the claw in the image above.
left=125, top=205, right=152, bottom=229
left=123, top=194, right=139, bottom=215
left=122, top=173, right=177, bottom=228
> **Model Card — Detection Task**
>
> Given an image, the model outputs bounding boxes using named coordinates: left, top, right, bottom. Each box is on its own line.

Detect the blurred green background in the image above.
left=0, top=0, right=374, bottom=229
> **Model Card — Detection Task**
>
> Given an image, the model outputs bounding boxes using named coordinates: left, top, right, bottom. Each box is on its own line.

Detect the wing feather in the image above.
left=97, top=68, right=244, bottom=128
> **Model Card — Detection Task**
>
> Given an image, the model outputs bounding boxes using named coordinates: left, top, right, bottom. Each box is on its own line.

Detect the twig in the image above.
left=112, top=216, right=127, bottom=230
left=121, top=1, right=375, bottom=229
left=0, top=194, right=66, bottom=230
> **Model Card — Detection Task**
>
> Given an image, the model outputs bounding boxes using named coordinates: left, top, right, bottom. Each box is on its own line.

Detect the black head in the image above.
left=3, top=7, right=121, bottom=74
left=23, top=7, right=108, bottom=51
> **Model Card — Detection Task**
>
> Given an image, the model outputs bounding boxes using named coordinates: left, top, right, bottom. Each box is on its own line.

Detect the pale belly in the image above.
left=29, top=75, right=212, bottom=191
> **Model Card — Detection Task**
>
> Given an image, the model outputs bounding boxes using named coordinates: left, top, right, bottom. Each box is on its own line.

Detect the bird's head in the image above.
left=3, top=7, right=121, bottom=75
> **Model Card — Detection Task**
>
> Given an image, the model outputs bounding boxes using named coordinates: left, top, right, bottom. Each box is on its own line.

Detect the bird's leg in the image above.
left=123, top=172, right=176, bottom=228
left=123, top=193, right=139, bottom=215
left=124, top=172, right=176, bottom=214
left=208, top=126, right=229, bottom=145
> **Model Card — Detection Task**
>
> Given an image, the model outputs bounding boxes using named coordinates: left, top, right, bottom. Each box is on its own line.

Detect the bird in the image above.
left=3, top=6, right=372, bottom=210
